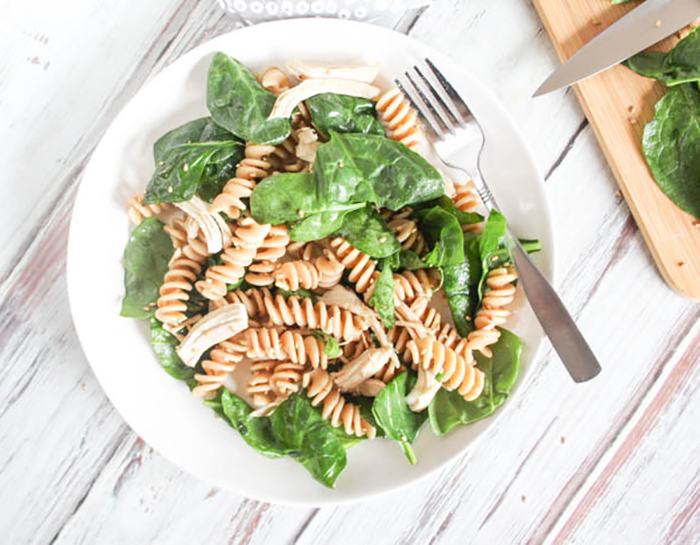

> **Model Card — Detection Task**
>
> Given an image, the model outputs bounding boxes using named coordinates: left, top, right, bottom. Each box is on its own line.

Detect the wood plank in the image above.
left=533, top=0, right=700, bottom=301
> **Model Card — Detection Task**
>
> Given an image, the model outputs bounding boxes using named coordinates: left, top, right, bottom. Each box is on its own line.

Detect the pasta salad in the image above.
left=120, top=53, right=540, bottom=488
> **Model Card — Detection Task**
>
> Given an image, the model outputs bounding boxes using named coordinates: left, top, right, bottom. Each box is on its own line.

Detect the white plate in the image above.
left=67, top=18, right=554, bottom=506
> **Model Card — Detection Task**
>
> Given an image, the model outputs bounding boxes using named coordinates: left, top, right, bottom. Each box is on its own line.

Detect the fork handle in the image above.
left=507, top=234, right=601, bottom=382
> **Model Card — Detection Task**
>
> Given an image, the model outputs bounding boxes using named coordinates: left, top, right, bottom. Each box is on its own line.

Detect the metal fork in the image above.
left=397, top=59, right=601, bottom=383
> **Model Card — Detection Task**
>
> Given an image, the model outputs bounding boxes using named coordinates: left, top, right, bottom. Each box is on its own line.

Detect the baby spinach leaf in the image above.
left=270, top=395, right=347, bottom=488
left=428, top=328, right=521, bottom=436
left=399, top=250, right=431, bottom=270
left=337, top=205, right=400, bottom=258
left=419, top=206, right=465, bottom=267
left=206, top=53, right=291, bottom=145
left=432, top=195, right=484, bottom=225
left=149, top=317, right=196, bottom=388
left=315, top=132, right=444, bottom=210
left=306, top=93, right=384, bottom=138
left=477, top=209, right=508, bottom=298
left=290, top=209, right=356, bottom=242
left=626, top=28, right=700, bottom=86
left=221, top=390, right=288, bottom=458
left=369, top=260, right=395, bottom=329
left=311, top=330, right=341, bottom=358
left=152, top=117, right=235, bottom=161
left=643, top=83, right=700, bottom=218
left=121, top=218, right=174, bottom=318
left=372, top=371, right=428, bottom=465
left=442, top=235, right=482, bottom=337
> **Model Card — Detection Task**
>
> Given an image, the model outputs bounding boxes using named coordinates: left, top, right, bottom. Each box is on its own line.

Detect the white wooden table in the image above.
left=2, top=1, right=698, bottom=543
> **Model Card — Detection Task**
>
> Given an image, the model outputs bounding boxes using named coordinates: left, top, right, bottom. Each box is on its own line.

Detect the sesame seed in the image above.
left=521, top=495, right=527, bottom=503
left=492, top=256, right=498, bottom=261
left=560, top=436, right=566, bottom=445
left=379, top=236, right=387, bottom=243
left=655, top=19, right=661, bottom=28
left=338, top=161, right=344, bottom=168
left=81, top=383, right=88, bottom=392
left=183, top=163, right=189, bottom=172
left=168, top=186, right=173, bottom=193
left=627, top=105, right=635, bottom=113
left=678, top=261, right=687, bottom=268
left=158, top=161, right=165, bottom=166
left=298, top=209, right=305, bottom=218
left=615, top=190, right=621, bottom=197
left=592, top=19, right=602, bottom=26
left=466, top=316, right=472, bottom=321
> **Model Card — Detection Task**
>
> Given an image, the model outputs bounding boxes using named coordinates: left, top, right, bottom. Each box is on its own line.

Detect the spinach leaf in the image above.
left=149, top=317, right=196, bottom=388
left=399, top=250, right=431, bottom=270
left=306, top=93, right=384, bottom=138
left=433, top=195, right=484, bottom=225
left=144, top=117, right=243, bottom=205
left=626, top=28, right=700, bottom=86
left=372, top=371, right=428, bottom=465
left=276, top=288, right=316, bottom=301
left=221, top=390, right=288, bottom=458
left=206, top=53, right=291, bottom=145
left=442, top=235, right=482, bottom=337
left=270, top=395, right=347, bottom=488
left=337, top=205, right=400, bottom=258
left=477, top=210, right=508, bottom=298
left=121, top=218, right=174, bottom=318
left=419, top=206, right=465, bottom=267
left=369, top=260, right=395, bottom=329
left=643, top=83, right=700, bottom=218
left=251, top=172, right=364, bottom=227
left=311, top=330, right=341, bottom=358
left=203, top=389, right=226, bottom=418
left=315, top=131, right=444, bottom=210
left=428, top=328, right=521, bottom=436
left=290, top=210, right=353, bottom=242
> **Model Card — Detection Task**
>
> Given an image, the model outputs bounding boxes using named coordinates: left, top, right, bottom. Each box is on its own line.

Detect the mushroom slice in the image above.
left=405, top=365, right=441, bottom=412
left=176, top=303, right=248, bottom=367
left=332, top=346, right=393, bottom=392
left=175, top=195, right=232, bottom=253
left=269, top=78, right=380, bottom=119
left=285, top=61, right=381, bottom=84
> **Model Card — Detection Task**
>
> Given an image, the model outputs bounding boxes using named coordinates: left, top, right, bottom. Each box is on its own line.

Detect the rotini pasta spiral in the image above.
left=254, top=224, right=289, bottom=262
left=392, top=270, right=438, bottom=305
left=453, top=181, right=483, bottom=232
left=330, top=237, right=378, bottom=294
left=388, top=214, right=426, bottom=255
left=302, top=368, right=376, bottom=438
left=163, top=216, right=188, bottom=249
left=197, top=217, right=271, bottom=300
left=126, top=191, right=171, bottom=225
left=245, top=328, right=329, bottom=369
left=466, top=265, right=518, bottom=357
left=274, top=260, right=321, bottom=291
left=269, top=361, right=305, bottom=397
left=192, top=338, right=247, bottom=398
left=210, top=143, right=275, bottom=219
left=286, top=240, right=316, bottom=261
left=245, top=261, right=276, bottom=287
left=155, top=243, right=207, bottom=327
left=405, top=337, right=484, bottom=401
left=246, top=360, right=278, bottom=407
left=315, top=250, right=344, bottom=289
left=376, top=88, right=423, bottom=150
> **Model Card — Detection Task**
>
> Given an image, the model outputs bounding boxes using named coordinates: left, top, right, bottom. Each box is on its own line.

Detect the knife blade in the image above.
left=534, top=0, right=700, bottom=97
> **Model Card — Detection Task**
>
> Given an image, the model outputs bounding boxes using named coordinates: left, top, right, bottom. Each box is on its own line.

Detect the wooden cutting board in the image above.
left=533, top=0, right=700, bottom=301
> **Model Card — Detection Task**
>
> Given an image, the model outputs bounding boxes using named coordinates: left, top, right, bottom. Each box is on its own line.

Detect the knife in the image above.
left=534, top=0, right=700, bottom=97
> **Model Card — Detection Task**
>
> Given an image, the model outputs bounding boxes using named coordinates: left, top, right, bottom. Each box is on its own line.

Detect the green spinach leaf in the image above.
left=626, top=28, right=700, bottom=86
left=433, top=195, right=484, bottom=225
left=207, top=53, right=291, bottom=145
left=337, top=205, right=400, bottom=258
left=420, top=206, right=465, bottom=267
left=311, top=330, right=341, bottom=358
left=643, top=83, right=700, bottom=218
left=149, top=317, right=196, bottom=387
left=399, top=250, right=430, bottom=270
left=306, top=93, right=384, bottom=138
left=121, top=218, right=174, bottom=318
left=315, top=131, right=444, bottom=210
left=372, top=371, right=428, bottom=464
left=369, top=260, right=395, bottom=329
left=442, top=235, right=482, bottom=337
left=428, top=328, right=521, bottom=436
left=221, top=390, right=288, bottom=458
left=477, top=210, right=508, bottom=298
left=270, top=395, right=347, bottom=488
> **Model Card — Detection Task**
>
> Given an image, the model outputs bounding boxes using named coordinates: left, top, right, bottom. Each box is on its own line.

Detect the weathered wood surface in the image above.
left=0, top=0, right=697, bottom=543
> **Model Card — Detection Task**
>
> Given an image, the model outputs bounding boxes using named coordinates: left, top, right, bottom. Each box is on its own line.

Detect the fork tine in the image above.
left=424, top=58, right=474, bottom=122
left=413, top=66, right=462, bottom=130
left=394, top=78, right=444, bottom=143
left=403, top=70, right=455, bottom=136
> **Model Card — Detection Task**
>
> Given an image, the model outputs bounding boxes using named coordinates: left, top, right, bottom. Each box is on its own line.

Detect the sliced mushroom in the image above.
left=269, top=78, right=380, bottom=119
left=285, top=61, right=381, bottom=84
left=295, top=127, right=321, bottom=162
left=405, top=365, right=442, bottom=412
left=176, top=303, right=248, bottom=367
left=332, top=346, right=393, bottom=392
left=175, top=195, right=232, bottom=254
